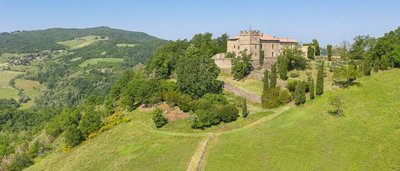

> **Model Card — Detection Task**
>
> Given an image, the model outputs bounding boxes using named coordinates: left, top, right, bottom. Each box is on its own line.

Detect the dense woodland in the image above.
left=0, top=26, right=399, bottom=170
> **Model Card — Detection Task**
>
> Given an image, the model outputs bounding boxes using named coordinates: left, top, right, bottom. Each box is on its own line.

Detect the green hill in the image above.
left=0, top=27, right=164, bottom=54
left=28, top=69, right=400, bottom=171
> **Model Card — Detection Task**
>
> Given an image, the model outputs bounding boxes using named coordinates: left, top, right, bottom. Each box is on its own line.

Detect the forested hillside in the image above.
left=0, top=27, right=162, bottom=54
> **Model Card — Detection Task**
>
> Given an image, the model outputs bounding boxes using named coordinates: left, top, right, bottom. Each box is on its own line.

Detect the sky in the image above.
left=1, top=0, right=399, bottom=45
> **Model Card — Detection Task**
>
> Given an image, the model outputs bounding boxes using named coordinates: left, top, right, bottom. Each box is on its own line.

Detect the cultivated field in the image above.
left=0, top=71, right=23, bottom=99
left=79, top=58, right=124, bottom=68
left=57, top=35, right=108, bottom=49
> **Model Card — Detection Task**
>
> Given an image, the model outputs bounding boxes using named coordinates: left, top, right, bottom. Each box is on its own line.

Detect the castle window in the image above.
left=272, top=44, right=274, bottom=49
left=234, top=45, right=236, bottom=49
left=238, top=46, right=240, bottom=50
left=255, top=45, right=257, bottom=49
left=272, top=52, right=274, bottom=57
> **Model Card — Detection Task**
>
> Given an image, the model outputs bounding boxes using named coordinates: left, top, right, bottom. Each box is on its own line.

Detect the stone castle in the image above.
left=226, top=30, right=299, bottom=69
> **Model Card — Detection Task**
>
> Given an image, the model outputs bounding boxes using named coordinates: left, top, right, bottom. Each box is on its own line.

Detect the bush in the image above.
left=79, top=108, right=103, bottom=138
left=290, top=71, right=300, bottom=78
left=153, top=108, right=168, bottom=128
left=262, top=88, right=292, bottom=108
left=64, top=126, right=83, bottom=147
left=190, top=94, right=238, bottom=129
left=164, top=91, right=192, bottom=112
left=8, top=153, right=33, bottom=171
left=218, top=104, right=239, bottom=123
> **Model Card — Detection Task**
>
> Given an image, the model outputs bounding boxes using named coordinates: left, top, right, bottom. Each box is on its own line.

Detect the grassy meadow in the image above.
left=27, top=110, right=204, bottom=171
left=79, top=58, right=124, bottom=68
left=57, top=35, right=108, bottom=49
left=0, top=71, right=23, bottom=99
left=204, top=69, right=400, bottom=171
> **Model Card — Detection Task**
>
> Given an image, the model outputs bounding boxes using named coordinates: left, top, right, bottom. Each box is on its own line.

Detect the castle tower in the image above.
left=238, top=30, right=261, bottom=67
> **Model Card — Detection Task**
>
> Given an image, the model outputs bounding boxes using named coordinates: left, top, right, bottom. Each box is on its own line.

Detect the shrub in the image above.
left=79, top=109, right=103, bottom=138
left=176, top=93, right=192, bottom=112
left=290, top=71, right=300, bottom=78
left=153, top=108, right=168, bottom=128
left=262, top=87, right=292, bottom=108
left=8, top=153, right=33, bottom=171
left=190, top=94, right=237, bottom=129
left=218, top=104, right=239, bottom=123
left=64, top=126, right=83, bottom=147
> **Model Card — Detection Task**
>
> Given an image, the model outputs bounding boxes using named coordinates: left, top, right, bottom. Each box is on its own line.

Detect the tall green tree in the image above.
left=79, top=105, right=103, bottom=137
left=277, top=54, right=288, bottom=80
left=262, top=69, right=269, bottom=92
left=294, top=82, right=306, bottom=105
left=316, top=62, right=324, bottom=96
left=333, top=64, right=362, bottom=87
left=215, top=33, right=229, bottom=53
left=349, top=35, right=375, bottom=60
left=259, top=49, right=265, bottom=66
left=176, top=45, right=222, bottom=99
left=307, top=46, right=315, bottom=59
left=308, top=75, right=315, bottom=99
left=327, top=44, right=333, bottom=61
left=231, top=50, right=253, bottom=80
left=363, top=58, right=372, bottom=75
left=313, top=39, right=320, bottom=56
left=270, top=64, right=277, bottom=88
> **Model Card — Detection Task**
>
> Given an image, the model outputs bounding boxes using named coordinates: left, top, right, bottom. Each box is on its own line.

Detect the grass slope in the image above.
left=204, top=69, right=400, bottom=171
left=28, top=69, right=400, bottom=171
left=57, top=35, right=108, bottom=49
left=15, top=79, right=44, bottom=108
left=28, top=111, right=203, bottom=171
left=0, top=71, right=23, bottom=99
left=79, top=58, right=124, bottom=68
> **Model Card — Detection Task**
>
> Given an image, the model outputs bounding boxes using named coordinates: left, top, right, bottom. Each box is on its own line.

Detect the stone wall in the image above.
left=212, top=53, right=231, bottom=72
left=223, top=83, right=261, bottom=103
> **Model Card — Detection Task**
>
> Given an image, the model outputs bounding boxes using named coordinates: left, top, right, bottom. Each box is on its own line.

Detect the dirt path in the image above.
left=186, top=135, right=214, bottom=171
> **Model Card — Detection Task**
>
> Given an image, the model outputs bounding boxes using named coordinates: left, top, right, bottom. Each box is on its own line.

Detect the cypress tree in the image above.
left=294, top=83, right=302, bottom=105
left=262, top=69, right=269, bottom=92
left=313, top=39, right=320, bottom=56
left=270, top=64, right=277, bottom=88
left=308, top=76, right=315, bottom=99
left=242, top=98, right=248, bottom=118
left=327, top=44, right=332, bottom=61
left=259, top=49, right=265, bottom=67
left=278, top=55, right=288, bottom=80
left=300, top=82, right=306, bottom=104
left=307, top=46, right=315, bottom=60
left=316, top=62, right=324, bottom=96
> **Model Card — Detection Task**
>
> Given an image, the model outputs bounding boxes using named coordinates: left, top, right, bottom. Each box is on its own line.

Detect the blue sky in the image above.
left=1, top=0, right=399, bottom=45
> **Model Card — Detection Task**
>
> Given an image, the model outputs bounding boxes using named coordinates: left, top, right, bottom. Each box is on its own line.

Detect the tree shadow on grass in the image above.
left=332, top=81, right=362, bottom=89
left=328, top=110, right=345, bottom=117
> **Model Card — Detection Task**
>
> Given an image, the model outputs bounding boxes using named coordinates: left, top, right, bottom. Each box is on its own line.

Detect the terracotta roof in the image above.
left=228, top=36, right=240, bottom=40
left=259, top=33, right=279, bottom=41
left=277, top=37, right=297, bottom=43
